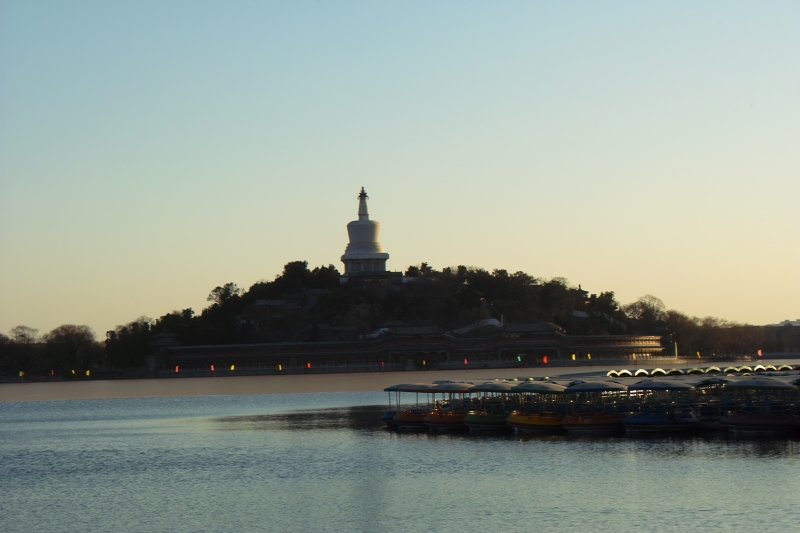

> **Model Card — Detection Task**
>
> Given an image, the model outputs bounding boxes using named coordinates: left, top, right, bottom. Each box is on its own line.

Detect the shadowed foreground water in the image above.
left=2, top=392, right=799, bottom=532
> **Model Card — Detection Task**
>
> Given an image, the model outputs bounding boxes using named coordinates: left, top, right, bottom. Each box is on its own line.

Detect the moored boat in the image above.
left=624, top=379, right=700, bottom=435
left=423, top=381, right=475, bottom=432
left=562, top=381, right=629, bottom=436
left=384, top=383, right=435, bottom=431
left=506, top=381, right=567, bottom=434
left=463, top=381, right=517, bottom=434
left=719, top=376, right=800, bottom=437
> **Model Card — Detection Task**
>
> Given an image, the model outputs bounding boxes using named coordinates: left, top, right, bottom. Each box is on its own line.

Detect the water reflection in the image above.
left=212, top=406, right=800, bottom=458
left=212, top=404, right=387, bottom=432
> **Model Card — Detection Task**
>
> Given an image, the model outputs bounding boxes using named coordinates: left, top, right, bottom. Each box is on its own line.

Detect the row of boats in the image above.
left=382, top=364, right=800, bottom=438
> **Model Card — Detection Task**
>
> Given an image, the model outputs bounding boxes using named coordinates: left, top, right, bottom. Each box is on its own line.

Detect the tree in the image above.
left=105, top=318, right=153, bottom=368
left=624, top=295, right=667, bottom=331
left=207, top=282, right=242, bottom=307
left=11, top=325, right=38, bottom=344
left=43, top=324, right=102, bottom=370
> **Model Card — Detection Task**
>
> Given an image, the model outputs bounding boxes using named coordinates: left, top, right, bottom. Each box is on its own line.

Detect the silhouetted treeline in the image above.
left=2, top=261, right=798, bottom=377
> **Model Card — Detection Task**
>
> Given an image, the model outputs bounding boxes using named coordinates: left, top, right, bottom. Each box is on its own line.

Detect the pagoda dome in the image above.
left=341, top=187, right=389, bottom=276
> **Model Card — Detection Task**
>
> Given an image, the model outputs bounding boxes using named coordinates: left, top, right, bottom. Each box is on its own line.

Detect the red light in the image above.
left=307, top=362, right=312, bottom=369
left=757, top=349, right=763, bottom=357
left=210, top=364, right=216, bottom=372
left=174, top=365, right=180, bottom=373
left=543, top=355, right=549, bottom=365
left=464, top=358, right=469, bottom=366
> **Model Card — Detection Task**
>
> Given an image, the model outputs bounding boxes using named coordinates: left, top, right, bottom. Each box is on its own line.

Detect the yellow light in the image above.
left=229, top=364, right=235, bottom=371
left=587, top=353, right=591, bottom=360
left=278, top=363, right=283, bottom=371
left=71, top=369, right=76, bottom=375
left=571, top=354, right=576, bottom=361
left=85, top=370, right=90, bottom=377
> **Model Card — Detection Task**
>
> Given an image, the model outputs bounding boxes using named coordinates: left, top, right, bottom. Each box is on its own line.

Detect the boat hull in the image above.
left=392, top=410, right=428, bottom=431
left=624, top=413, right=700, bottom=435
left=562, top=413, right=625, bottom=436
left=720, top=413, right=798, bottom=437
left=463, top=412, right=510, bottom=434
left=506, top=412, right=564, bottom=434
left=423, top=411, right=466, bottom=433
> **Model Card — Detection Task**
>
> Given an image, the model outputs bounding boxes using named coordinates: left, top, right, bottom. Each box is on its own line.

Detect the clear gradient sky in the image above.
left=1, top=1, right=798, bottom=339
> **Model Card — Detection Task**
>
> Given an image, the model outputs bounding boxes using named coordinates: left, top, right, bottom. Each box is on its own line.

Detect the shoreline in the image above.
left=0, top=366, right=579, bottom=402
left=2, top=358, right=797, bottom=403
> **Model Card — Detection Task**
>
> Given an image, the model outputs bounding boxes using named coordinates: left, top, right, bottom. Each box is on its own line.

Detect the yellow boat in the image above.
left=506, top=411, right=563, bottom=434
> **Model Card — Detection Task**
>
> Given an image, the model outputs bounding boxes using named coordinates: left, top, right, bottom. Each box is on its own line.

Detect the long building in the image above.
left=154, top=321, right=664, bottom=376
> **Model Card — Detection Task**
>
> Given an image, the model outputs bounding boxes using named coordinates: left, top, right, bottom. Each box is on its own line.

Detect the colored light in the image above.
left=757, top=349, right=763, bottom=357
left=85, top=370, right=91, bottom=377
left=464, top=358, right=469, bottom=366
left=174, top=365, right=180, bottom=373
left=229, top=364, right=235, bottom=371
left=307, top=362, right=312, bottom=369
left=587, top=353, right=591, bottom=360
left=516, top=355, right=522, bottom=362
left=278, top=363, right=283, bottom=371
left=543, top=355, right=549, bottom=365
left=571, top=353, right=576, bottom=361
left=210, top=364, right=216, bottom=372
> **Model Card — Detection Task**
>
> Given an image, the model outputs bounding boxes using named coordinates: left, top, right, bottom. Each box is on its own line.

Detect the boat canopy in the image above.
left=617, top=369, right=633, bottom=377
left=471, top=381, right=517, bottom=393
left=686, top=367, right=705, bottom=375
left=666, top=368, right=684, bottom=376
left=704, top=366, right=721, bottom=374
left=606, top=370, right=619, bottom=377
left=565, top=381, right=628, bottom=393
left=634, top=369, right=649, bottom=377
left=431, top=382, right=476, bottom=393
left=628, top=379, right=693, bottom=391
left=512, top=381, right=567, bottom=394
left=383, top=383, right=435, bottom=393
left=650, top=368, right=667, bottom=376
left=725, top=376, right=798, bottom=390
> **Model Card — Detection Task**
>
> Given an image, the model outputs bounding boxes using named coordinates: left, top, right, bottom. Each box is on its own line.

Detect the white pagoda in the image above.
left=341, top=187, right=390, bottom=276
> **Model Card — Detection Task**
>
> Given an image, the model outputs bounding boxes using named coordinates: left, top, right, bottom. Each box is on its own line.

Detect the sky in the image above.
left=1, top=1, right=798, bottom=340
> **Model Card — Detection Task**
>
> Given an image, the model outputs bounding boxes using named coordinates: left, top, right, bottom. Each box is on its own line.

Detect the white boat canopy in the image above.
left=725, top=376, right=798, bottom=390
left=565, top=381, right=628, bottom=393
left=512, top=382, right=567, bottom=394
left=628, top=379, right=693, bottom=391
left=471, top=381, right=517, bottom=393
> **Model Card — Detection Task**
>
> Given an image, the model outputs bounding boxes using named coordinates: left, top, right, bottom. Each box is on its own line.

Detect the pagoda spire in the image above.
left=358, top=186, right=369, bottom=221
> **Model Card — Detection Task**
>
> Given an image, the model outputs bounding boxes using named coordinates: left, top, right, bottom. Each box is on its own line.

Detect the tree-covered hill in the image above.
left=2, top=261, right=798, bottom=376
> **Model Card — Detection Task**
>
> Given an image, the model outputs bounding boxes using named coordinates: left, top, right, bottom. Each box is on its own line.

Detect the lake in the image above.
left=2, top=390, right=799, bottom=532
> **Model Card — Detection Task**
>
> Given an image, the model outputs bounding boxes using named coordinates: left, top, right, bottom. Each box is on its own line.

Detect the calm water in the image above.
left=2, top=392, right=799, bottom=532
